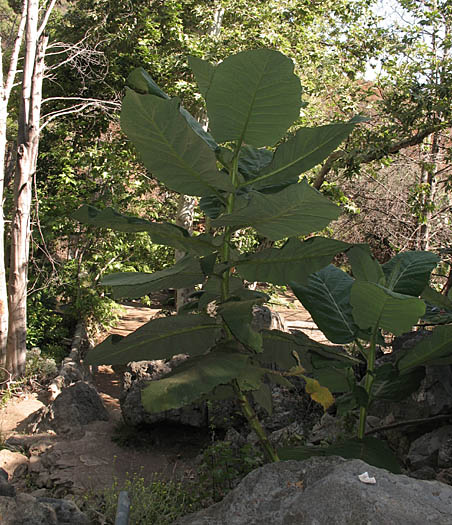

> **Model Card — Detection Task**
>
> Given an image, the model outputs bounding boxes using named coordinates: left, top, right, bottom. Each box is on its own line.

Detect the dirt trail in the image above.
left=0, top=296, right=328, bottom=495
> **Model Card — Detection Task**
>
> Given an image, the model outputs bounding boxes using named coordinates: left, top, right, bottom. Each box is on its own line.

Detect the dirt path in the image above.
left=0, top=295, right=328, bottom=497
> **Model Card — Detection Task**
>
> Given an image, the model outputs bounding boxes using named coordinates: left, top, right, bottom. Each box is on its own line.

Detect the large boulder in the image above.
left=371, top=331, right=452, bottom=421
left=120, top=356, right=208, bottom=427
left=0, top=493, right=89, bottom=524
left=407, top=425, right=452, bottom=471
left=29, top=382, right=108, bottom=438
left=120, top=306, right=288, bottom=429
left=174, top=456, right=452, bottom=525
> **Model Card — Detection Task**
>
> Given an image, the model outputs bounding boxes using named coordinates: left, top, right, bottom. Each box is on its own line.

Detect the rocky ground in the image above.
left=0, top=293, right=324, bottom=499
left=1, top=292, right=452, bottom=524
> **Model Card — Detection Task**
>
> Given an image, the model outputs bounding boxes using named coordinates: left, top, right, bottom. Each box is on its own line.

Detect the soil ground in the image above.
left=0, top=292, right=325, bottom=496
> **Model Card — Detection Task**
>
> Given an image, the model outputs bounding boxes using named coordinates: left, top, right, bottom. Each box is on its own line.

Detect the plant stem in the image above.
left=358, top=329, right=378, bottom=440
left=219, top=142, right=279, bottom=463
left=221, top=141, right=240, bottom=302
left=233, top=382, right=279, bottom=462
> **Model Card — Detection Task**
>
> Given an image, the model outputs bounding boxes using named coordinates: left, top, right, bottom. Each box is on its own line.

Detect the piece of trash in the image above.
left=358, top=472, right=376, bottom=484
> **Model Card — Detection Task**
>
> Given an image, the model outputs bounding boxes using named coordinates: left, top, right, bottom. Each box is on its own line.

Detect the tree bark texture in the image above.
left=6, top=0, right=47, bottom=376
left=0, top=3, right=27, bottom=367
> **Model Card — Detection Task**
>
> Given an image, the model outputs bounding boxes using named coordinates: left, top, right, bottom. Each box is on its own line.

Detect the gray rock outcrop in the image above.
left=174, top=456, right=452, bottom=525
left=408, top=425, right=452, bottom=471
left=29, top=381, right=108, bottom=438
left=0, top=492, right=89, bottom=524
left=120, top=307, right=289, bottom=429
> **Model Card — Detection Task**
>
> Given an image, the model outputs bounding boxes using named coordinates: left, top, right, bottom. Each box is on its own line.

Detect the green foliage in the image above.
left=196, top=440, right=263, bottom=503
left=82, top=471, right=201, bottom=525
left=27, top=290, right=71, bottom=362
left=290, top=246, right=452, bottom=447
left=75, top=48, right=360, bottom=462
left=0, top=348, right=58, bottom=407
left=279, top=436, right=402, bottom=474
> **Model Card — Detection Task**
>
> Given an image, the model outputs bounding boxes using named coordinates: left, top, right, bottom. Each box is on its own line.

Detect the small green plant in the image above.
left=75, top=48, right=363, bottom=463
left=197, top=440, right=263, bottom=503
left=1, top=347, right=58, bottom=406
left=82, top=471, right=200, bottom=524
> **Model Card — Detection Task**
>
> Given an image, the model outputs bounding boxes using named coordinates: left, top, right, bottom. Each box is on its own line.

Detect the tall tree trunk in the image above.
left=6, top=0, right=47, bottom=376
left=0, top=101, right=8, bottom=369
left=0, top=4, right=27, bottom=367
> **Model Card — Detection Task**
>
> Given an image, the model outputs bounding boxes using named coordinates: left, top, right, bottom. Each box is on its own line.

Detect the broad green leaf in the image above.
left=200, top=252, right=218, bottom=276
left=347, top=244, right=385, bottom=284
left=259, top=329, right=311, bottom=371
left=236, top=237, right=349, bottom=285
left=371, top=364, right=425, bottom=402
left=121, top=91, right=232, bottom=196
left=199, top=194, right=225, bottom=219
left=198, top=275, right=244, bottom=310
left=292, top=330, right=362, bottom=367
left=279, top=437, right=401, bottom=474
left=246, top=122, right=356, bottom=190
left=206, top=49, right=302, bottom=147
left=397, top=325, right=452, bottom=370
left=311, top=366, right=355, bottom=394
left=213, top=180, right=340, bottom=241
left=238, top=145, right=273, bottom=181
left=72, top=205, right=216, bottom=256
left=84, top=314, right=220, bottom=366
left=301, top=375, right=335, bottom=410
left=140, top=350, right=262, bottom=412
left=290, top=265, right=358, bottom=344
left=179, top=107, right=219, bottom=152
left=421, top=285, right=452, bottom=310
left=351, top=385, right=369, bottom=408
left=335, top=392, right=359, bottom=416
left=252, top=383, right=273, bottom=415
left=101, top=255, right=206, bottom=299
left=127, top=67, right=218, bottom=151
left=351, top=282, right=426, bottom=335
left=383, top=251, right=440, bottom=296
left=188, top=56, right=215, bottom=98
left=219, top=299, right=263, bottom=352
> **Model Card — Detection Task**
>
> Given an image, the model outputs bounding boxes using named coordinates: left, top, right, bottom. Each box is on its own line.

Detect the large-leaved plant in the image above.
left=75, top=49, right=361, bottom=462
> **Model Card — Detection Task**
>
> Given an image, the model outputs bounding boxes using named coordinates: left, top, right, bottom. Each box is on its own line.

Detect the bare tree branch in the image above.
left=313, top=125, right=444, bottom=190
left=40, top=99, right=120, bottom=131
left=37, top=0, right=57, bottom=38
left=3, top=0, right=27, bottom=102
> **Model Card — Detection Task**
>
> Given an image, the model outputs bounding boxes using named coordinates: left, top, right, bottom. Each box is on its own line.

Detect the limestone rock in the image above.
left=120, top=357, right=208, bottom=428
left=29, top=382, right=108, bottom=437
left=0, top=492, right=89, bottom=524
left=0, top=477, right=15, bottom=497
left=0, top=449, right=28, bottom=478
left=371, top=331, right=452, bottom=421
left=38, top=497, right=90, bottom=524
left=174, top=456, right=452, bottom=525
left=408, top=425, right=452, bottom=471
left=119, top=307, right=287, bottom=429
left=0, top=493, right=58, bottom=524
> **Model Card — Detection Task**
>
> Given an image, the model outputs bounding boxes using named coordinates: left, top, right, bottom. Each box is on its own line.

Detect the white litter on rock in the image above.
left=358, top=472, right=376, bottom=484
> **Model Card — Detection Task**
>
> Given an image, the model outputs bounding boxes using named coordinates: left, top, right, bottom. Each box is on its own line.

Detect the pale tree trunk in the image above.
left=175, top=6, right=224, bottom=311
left=0, top=4, right=27, bottom=367
left=6, top=0, right=49, bottom=377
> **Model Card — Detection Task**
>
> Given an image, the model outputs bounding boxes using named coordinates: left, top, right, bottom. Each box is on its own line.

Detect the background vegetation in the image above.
left=0, top=0, right=451, bottom=380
